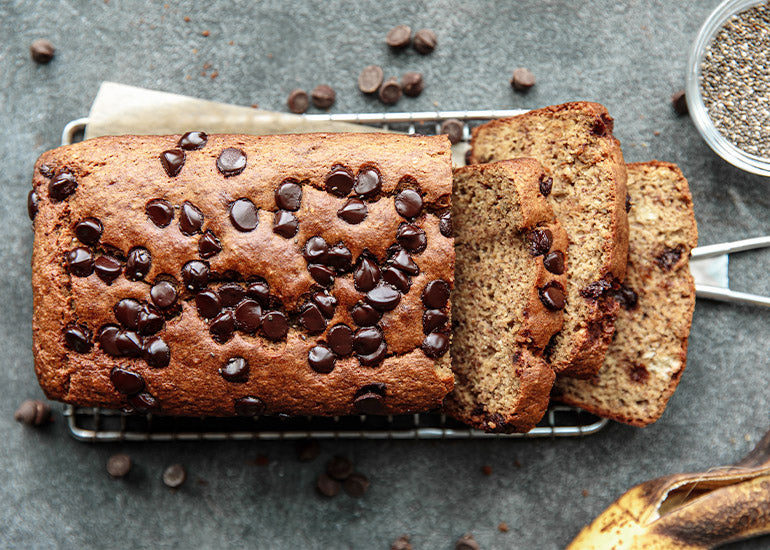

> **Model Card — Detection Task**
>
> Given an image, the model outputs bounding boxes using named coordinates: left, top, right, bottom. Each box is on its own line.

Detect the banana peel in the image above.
left=568, top=429, right=770, bottom=549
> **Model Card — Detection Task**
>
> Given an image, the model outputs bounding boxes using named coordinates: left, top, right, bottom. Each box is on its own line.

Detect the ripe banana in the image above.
left=568, top=429, right=770, bottom=549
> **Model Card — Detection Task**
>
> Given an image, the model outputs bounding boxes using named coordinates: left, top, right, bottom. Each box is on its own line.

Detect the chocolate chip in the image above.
left=39, top=164, right=54, bottom=178
left=328, top=324, right=353, bottom=356
left=358, top=64, right=384, bottom=94
left=218, top=283, right=244, bottom=307
left=216, top=147, right=247, bottom=177
left=162, top=464, right=187, bottom=488
left=382, top=266, right=410, bottom=293
left=160, top=149, right=185, bottom=177
left=98, top=325, right=121, bottom=356
left=49, top=171, right=77, bottom=202
left=337, top=198, right=368, bottom=224
left=273, top=210, right=299, bottom=238
left=137, top=304, right=164, bottom=335
left=297, top=439, right=321, bottom=462
left=354, top=167, right=382, bottom=198
left=219, top=357, right=249, bottom=383
left=421, top=331, right=449, bottom=358
left=421, top=281, right=450, bottom=310
left=413, top=29, right=437, bottom=54
left=539, top=283, right=566, bottom=311
left=262, top=311, right=288, bottom=340
left=402, top=72, right=424, bottom=97
left=229, top=198, right=259, bottom=232
left=440, top=119, right=464, bottom=145
left=27, top=190, right=39, bottom=220
left=210, top=310, right=235, bottom=343
left=287, top=89, right=309, bottom=114
left=275, top=179, right=303, bottom=211
left=311, top=291, right=337, bottom=318
left=300, top=303, right=327, bottom=333
left=142, top=336, right=170, bottom=368
left=63, top=323, right=92, bottom=353
left=539, top=175, right=553, bottom=197
left=353, top=384, right=386, bottom=414
left=107, top=454, right=132, bottom=478
left=326, top=456, right=354, bottom=481
left=672, top=90, right=688, bottom=115
left=116, top=330, right=143, bottom=357
left=150, top=281, right=177, bottom=309
left=390, top=247, right=419, bottom=275
left=308, top=344, right=336, bottom=373
left=196, top=290, right=222, bottom=319
left=316, top=473, right=341, bottom=497
left=30, top=39, right=55, bottom=64
left=75, top=218, right=103, bottom=245
left=423, top=309, right=449, bottom=334
left=303, top=236, right=329, bottom=263
left=379, top=77, right=402, bottom=105
left=326, top=243, right=352, bottom=272
left=358, top=340, right=387, bottom=365
left=65, top=247, right=94, bottom=277
left=353, top=326, right=383, bottom=355
left=14, top=399, right=51, bottom=427
left=354, top=255, right=381, bottom=292
left=580, top=279, right=613, bottom=300
left=308, top=264, right=335, bottom=286
left=234, top=395, right=265, bottom=416
left=146, top=198, right=174, bottom=227
left=511, top=67, right=536, bottom=91
left=343, top=473, right=370, bottom=498
left=128, top=391, right=160, bottom=413
left=386, top=24, right=411, bottom=48
left=181, top=260, right=210, bottom=291
left=325, top=165, right=355, bottom=197
left=179, top=201, right=204, bottom=235
left=126, top=247, right=151, bottom=280
left=115, top=298, right=141, bottom=329
left=397, top=223, right=427, bottom=253
left=110, top=366, right=145, bottom=395
left=246, top=279, right=270, bottom=306
left=543, top=250, right=565, bottom=275
left=311, top=84, right=336, bottom=109
left=234, top=299, right=262, bottom=332
left=178, top=131, right=208, bottom=150
left=439, top=211, right=452, bottom=237
left=456, top=533, right=480, bottom=550
left=366, top=283, right=401, bottom=311
left=656, top=245, right=684, bottom=271
left=625, top=194, right=632, bottom=212
left=590, top=114, right=612, bottom=137
left=351, top=302, right=381, bottom=327
left=615, top=284, right=639, bottom=311
left=528, top=228, right=553, bottom=256
left=198, top=230, right=222, bottom=259
left=394, top=189, right=423, bottom=218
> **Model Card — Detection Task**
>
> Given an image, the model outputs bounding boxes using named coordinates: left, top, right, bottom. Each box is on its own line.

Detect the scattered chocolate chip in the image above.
left=511, top=67, right=536, bottom=91
left=181, top=260, right=210, bottom=291
left=379, top=77, right=402, bottom=105
left=128, top=391, right=160, bottom=413
left=354, top=255, right=381, bottom=291
left=672, top=90, right=688, bottom=115
left=143, top=336, right=170, bottom=368
left=97, top=325, right=121, bottom=356
left=353, top=384, right=386, bottom=414
left=358, top=340, right=388, bottom=366
left=456, top=533, right=480, bottom=550
left=216, top=147, right=247, bottom=177
left=218, top=283, right=245, bottom=307
left=391, top=535, right=413, bottom=550
left=316, top=472, right=341, bottom=497
left=354, top=167, right=382, bottom=198
left=440, top=119, right=464, bottom=145
left=421, top=331, right=449, bottom=358
left=75, top=218, right=103, bottom=245
left=63, top=322, right=92, bottom=353
left=65, top=247, right=94, bottom=277
left=351, top=302, right=381, bottom=327
left=194, top=231, right=222, bottom=260
left=27, top=190, right=39, bottom=220
left=528, top=228, right=553, bottom=256
left=397, top=223, right=427, bottom=253
left=137, top=304, right=164, bottom=335
left=300, top=303, right=327, bottom=333
left=49, top=171, right=78, bottom=202
left=343, top=473, right=370, bottom=498
left=540, top=283, right=566, bottom=311
left=590, top=114, right=613, bottom=137
left=312, top=291, right=337, bottom=318
left=353, top=326, right=384, bottom=356
left=196, top=290, right=222, bottom=319
left=110, top=366, right=145, bottom=395
left=422, top=280, right=450, bottom=308
left=178, top=131, right=208, bottom=150
left=308, top=264, right=335, bottom=286
left=126, top=247, right=151, bottom=280
left=287, top=89, right=309, bottom=114
left=162, top=464, right=187, bottom=489
left=219, top=357, right=249, bottom=383
left=439, top=211, right=452, bottom=237
left=308, top=344, right=336, bottom=373
left=413, top=29, right=437, bottom=54
left=366, top=283, right=401, bottom=311
left=275, top=179, right=303, bottom=211
left=273, top=210, right=299, bottom=238
left=146, top=198, right=175, bottom=227
left=93, top=255, right=122, bottom=284
left=115, top=298, right=141, bottom=329
left=234, top=299, right=262, bottom=332
left=394, top=189, right=423, bottom=218
left=325, top=165, right=355, bottom=197
left=246, top=279, right=270, bottom=306
left=229, top=198, right=259, bottom=232
left=261, top=311, right=288, bottom=340
left=382, top=266, right=410, bottom=293
left=615, top=284, right=639, bottom=310
left=390, top=248, right=419, bottom=275
left=539, top=175, right=553, bottom=197
left=386, top=24, right=411, bottom=48
left=327, top=324, right=353, bottom=356
left=14, top=399, right=51, bottom=426
left=30, top=39, right=55, bottom=64
left=625, top=194, right=632, bottom=212
left=179, top=201, right=204, bottom=235
left=358, top=65, right=384, bottom=94
left=326, top=456, right=353, bottom=481
left=107, top=454, right=132, bottom=478
left=337, top=198, right=368, bottom=224
left=656, top=245, right=684, bottom=271
left=160, top=149, right=185, bottom=177
left=543, top=250, right=565, bottom=275
left=304, top=236, right=329, bottom=263
left=116, top=330, right=143, bottom=357
left=423, top=309, right=449, bottom=334
left=311, top=84, right=336, bottom=109
left=234, top=395, right=265, bottom=416
left=210, top=310, right=235, bottom=343
left=326, top=243, right=352, bottom=272
left=297, top=439, right=321, bottom=462
left=150, top=281, right=178, bottom=309
left=402, top=72, right=424, bottom=97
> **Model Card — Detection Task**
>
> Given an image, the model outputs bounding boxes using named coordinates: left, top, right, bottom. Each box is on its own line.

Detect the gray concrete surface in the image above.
left=2, top=1, right=769, bottom=548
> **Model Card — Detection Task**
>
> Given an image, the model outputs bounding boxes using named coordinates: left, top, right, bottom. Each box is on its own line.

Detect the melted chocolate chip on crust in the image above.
left=421, top=331, right=449, bottom=358
left=382, top=266, right=410, bottom=293
left=357, top=341, right=387, bottom=366
left=229, top=198, right=259, bottom=232
left=353, top=384, right=387, bottom=414
left=217, top=147, right=247, bottom=177
left=128, top=392, right=160, bottom=413
left=396, top=224, right=427, bottom=253
left=354, top=255, right=381, bottom=292
left=337, top=198, right=368, bottom=224
left=328, top=324, right=353, bottom=356
left=115, top=298, right=142, bottom=329
left=220, top=357, right=249, bottom=383
left=275, top=180, right=302, bottom=211
left=308, top=264, right=335, bottom=287
left=303, top=236, right=329, bottom=263
left=137, top=304, right=164, bottom=335
left=178, top=131, right=208, bottom=150
left=126, top=247, right=151, bottom=280
left=234, top=299, right=262, bottom=332
left=27, top=190, right=39, bottom=220
left=179, top=201, right=204, bottom=235
left=98, top=325, right=121, bottom=356
left=365, top=283, right=401, bottom=311
left=353, top=326, right=383, bottom=355
left=246, top=280, right=270, bottom=306
left=422, top=280, right=450, bottom=309
left=325, top=165, right=355, bottom=197
left=110, top=367, right=145, bottom=395
left=528, top=228, right=553, bottom=256
left=116, top=331, right=143, bottom=357
left=312, top=291, right=337, bottom=318
left=439, top=211, right=452, bottom=237
left=543, top=251, right=565, bottom=275
left=351, top=302, right=381, bottom=327
left=66, top=247, right=95, bottom=277
left=308, top=344, right=336, bottom=374
left=273, top=210, right=299, bottom=238
left=150, top=281, right=177, bottom=309
left=63, top=323, right=92, bottom=353
left=143, top=337, right=170, bottom=368
left=218, top=283, right=245, bottom=307
left=390, top=248, right=419, bottom=276
left=354, top=167, right=382, bottom=198
left=422, top=309, right=449, bottom=334
left=196, top=290, right=222, bottom=319
left=262, top=311, right=288, bottom=340
left=234, top=396, right=265, bottom=416
left=198, top=230, right=222, bottom=259
left=181, top=260, right=210, bottom=291
left=300, top=303, right=327, bottom=333
left=394, top=189, right=423, bottom=218
left=74, top=218, right=103, bottom=245
left=49, top=171, right=77, bottom=202
left=210, top=310, right=236, bottom=343
left=326, top=243, right=352, bottom=272
left=539, top=283, right=566, bottom=311
left=146, top=199, right=175, bottom=228
left=160, top=149, right=185, bottom=177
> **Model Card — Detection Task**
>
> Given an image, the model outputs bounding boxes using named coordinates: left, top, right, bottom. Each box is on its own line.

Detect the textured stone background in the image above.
left=1, top=1, right=769, bottom=548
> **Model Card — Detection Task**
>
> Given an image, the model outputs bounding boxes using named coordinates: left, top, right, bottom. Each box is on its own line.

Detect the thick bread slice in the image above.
left=470, top=102, right=629, bottom=378
left=446, top=159, right=568, bottom=432
left=553, top=161, right=698, bottom=426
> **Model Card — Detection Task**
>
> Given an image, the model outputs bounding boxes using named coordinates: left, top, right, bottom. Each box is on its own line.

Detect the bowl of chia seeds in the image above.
left=687, top=0, right=770, bottom=176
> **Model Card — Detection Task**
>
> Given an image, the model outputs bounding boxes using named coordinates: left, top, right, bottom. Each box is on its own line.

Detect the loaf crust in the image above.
left=31, top=133, right=455, bottom=416
left=470, top=102, right=629, bottom=378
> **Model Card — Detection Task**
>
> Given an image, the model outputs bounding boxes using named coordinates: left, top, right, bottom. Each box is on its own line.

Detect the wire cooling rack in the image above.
left=60, top=110, right=609, bottom=442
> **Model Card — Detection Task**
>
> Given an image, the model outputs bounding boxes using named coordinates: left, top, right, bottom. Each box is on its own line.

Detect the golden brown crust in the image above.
left=31, top=133, right=455, bottom=416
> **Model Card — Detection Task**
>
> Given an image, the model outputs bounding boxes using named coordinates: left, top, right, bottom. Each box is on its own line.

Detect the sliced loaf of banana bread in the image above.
left=553, top=161, right=698, bottom=426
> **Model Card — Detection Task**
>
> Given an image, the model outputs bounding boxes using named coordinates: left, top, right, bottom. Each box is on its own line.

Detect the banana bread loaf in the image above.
left=553, top=161, right=698, bottom=426
left=445, top=159, right=568, bottom=432
left=469, top=102, right=629, bottom=378
left=29, top=132, right=455, bottom=416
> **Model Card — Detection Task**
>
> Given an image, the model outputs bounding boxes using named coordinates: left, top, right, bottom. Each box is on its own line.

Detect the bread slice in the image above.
left=446, top=159, right=568, bottom=432
left=553, top=161, right=698, bottom=426
left=469, top=102, right=629, bottom=378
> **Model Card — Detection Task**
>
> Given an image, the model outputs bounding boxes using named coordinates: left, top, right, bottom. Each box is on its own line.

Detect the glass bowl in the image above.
left=686, top=0, right=770, bottom=177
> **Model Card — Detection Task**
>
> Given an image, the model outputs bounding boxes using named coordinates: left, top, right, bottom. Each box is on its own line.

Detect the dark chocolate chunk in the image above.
left=351, top=302, right=381, bottom=326
left=128, top=391, right=160, bottom=413
left=386, top=24, right=411, bottom=48
left=353, top=384, right=386, bottom=414
left=49, top=171, right=77, bottom=202
left=178, top=131, right=208, bottom=150
left=511, top=67, right=536, bottom=91
left=358, top=65, right=384, bottom=94
left=590, top=114, right=613, bottom=137
left=672, top=90, right=688, bottom=116
left=287, top=89, right=309, bottom=114
left=390, top=248, right=419, bottom=275
left=300, top=303, right=327, bottom=333
left=150, top=281, right=177, bottom=309
left=126, top=247, right=151, bottom=280
left=296, top=439, right=321, bottom=462
left=353, top=326, right=383, bottom=355
left=396, top=223, right=427, bottom=253
left=382, top=265, right=410, bottom=293
left=116, top=330, right=143, bottom=357
left=275, top=179, right=303, bottom=211
left=137, top=304, right=164, bottom=335
left=358, top=340, right=387, bottom=367
left=316, top=473, right=341, bottom=497
left=395, top=189, right=423, bottom=218
left=311, top=84, right=336, bottom=109
left=325, top=165, right=355, bottom=197
left=143, top=336, right=170, bottom=368
left=326, top=456, right=354, bottom=481
left=423, top=309, right=449, bottom=334
left=219, top=357, right=249, bottom=383
left=354, top=255, right=381, bottom=292
left=181, top=260, right=210, bottom=291
left=162, top=464, right=187, bottom=488
left=209, top=310, right=235, bottom=343
left=246, top=279, right=270, bottom=306
left=413, top=29, right=437, bottom=54
left=65, top=247, right=94, bottom=277
left=179, top=201, right=204, bottom=235
left=379, top=78, right=402, bottom=105
left=308, top=344, right=336, bottom=373
left=97, top=324, right=121, bottom=356
left=539, top=175, right=553, bottom=197
left=216, top=147, right=247, bottom=177
left=303, top=236, right=329, bottom=263
left=528, top=228, right=553, bottom=256
left=580, top=279, right=613, bottom=299
left=262, top=311, right=288, bottom=340
left=234, top=299, right=262, bottom=332
left=343, top=473, right=370, bottom=498
left=27, top=190, right=39, bottom=220
left=75, top=218, right=103, bottom=245
left=401, top=71, right=424, bottom=97
left=421, top=331, right=449, bottom=358
left=328, top=324, right=353, bottom=356
left=539, top=283, right=566, bottom=311
left=106, top=454, right=132, bottom=478
left=615, top=284, right=639, bottom=311
left=625, top=194, right=632, bottom=212
left=229, top=198, right=259, bottom=232
left=198, top=230, right=222, bottom=259
left=146, top=198, right=175, bottom=228
left=63, top=323, right=92, bottom=353
left=273, top=210, right=299, bottom=238
left=110, top=366, right=145, bottom=395
left=337, top=198, right=368, bottom=224
left=30, top=38, right=55, bottom=64
left=543, top=250, right=565, bottom=275
left=326, top=243, right=352, bottom=272
left=308, top=264, right=335, bottom=286
left=312, top=291, right=337, bottom=318
left=94, top=255, right=122, bottom=284
left=656, top=245, right=684, bottom=272
left=439, top=211, right=452, bottom=237
left=440, top=118, right=464, bottom=145
left=218, top=283, right=245, bottom=307
left=234, top=395, right=266, bottom=416
left=115, top=298, right=142, bottom=329
left=160, top=149, right=185, bottom=177
left=365, top=283, right=401, bottom=311
left=195, top=290, right=222, bottom=319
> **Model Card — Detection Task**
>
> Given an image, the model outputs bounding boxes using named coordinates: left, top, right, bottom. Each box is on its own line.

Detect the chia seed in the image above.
left=700, top=2, right=770, bottom=158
